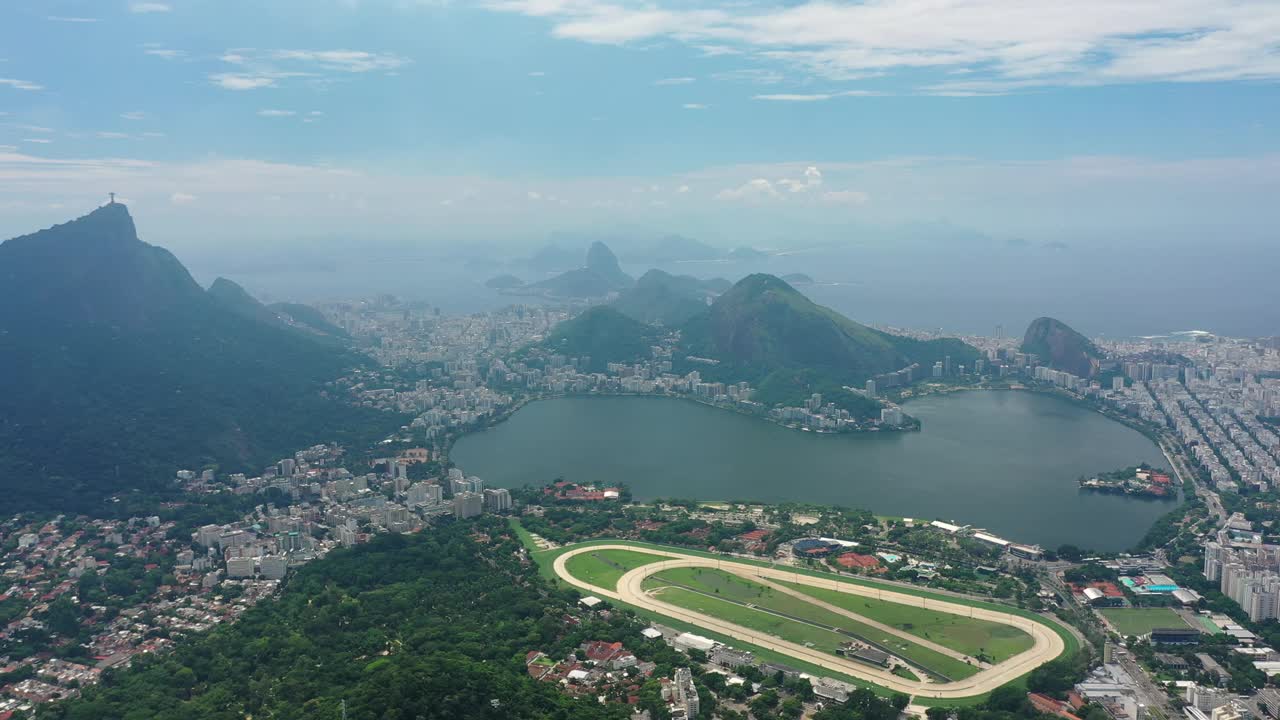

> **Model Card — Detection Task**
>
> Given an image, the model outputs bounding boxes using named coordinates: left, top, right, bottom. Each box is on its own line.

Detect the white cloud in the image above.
left=754, top=93, right=832, bottom=102
left=0, top=78, right=43, bottom=91
left=170, top=192, right=197, bottom=204
left=1, top=152, right=1275, bottom=246
left=129, top=3, right=171, bottom=13
left=121, top=111, right=147, bottom=121
left=22, top=138, right=53, bottom=144
left=270, top=49, right=408, bottom=73
left=754, top=90, right=879, bottom=102
left=711, top=68, right=784, bottom=85
left=97, top=132, right=131, bottom=140
left=142, top=131, right=166, bottom=138
left=779, top=165, right=823, bottom=192
left=18, top=125, right=54, bottom=134
left=677, top=184, right=690, bottom=193
left=528, top=71, right=546, bottom=77
left=716, top=178, right=778, bottom=201
left=683, top=103, right=710, bottom=110
left=526, top=190, right=542, bottom=200
left=47, top=16, right=99, bottom=23
left=654, top=76, right=695, bottom=85
left=143, top=48, right=184, bottom=59
left=487, top=0, right=1280, bottom=90
left=212, top=73, right=276, bottom=90
left=257, top=109, right=297, bottom=117
left=208, top=49, right=407, bottom=91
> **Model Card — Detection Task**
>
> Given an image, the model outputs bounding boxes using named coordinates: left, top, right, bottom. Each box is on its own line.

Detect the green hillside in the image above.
left=610, top=269, right=718, bottom=326
left=0, top=204, right=395, bottom=513
left=543, top=306, right=662, bottom=371
left=682, top=274, right=979, bottom=388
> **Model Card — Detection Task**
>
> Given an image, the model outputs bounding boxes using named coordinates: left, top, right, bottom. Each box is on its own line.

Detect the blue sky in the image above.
left=1, top=0, right=1278, bottom=251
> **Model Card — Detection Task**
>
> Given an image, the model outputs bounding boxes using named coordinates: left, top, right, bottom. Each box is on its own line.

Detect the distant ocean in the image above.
left=190, top=241, right=1279, bottom=340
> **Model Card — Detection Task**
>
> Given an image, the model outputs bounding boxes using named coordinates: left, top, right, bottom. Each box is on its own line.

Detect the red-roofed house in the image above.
left=1029, top=693, right=1084, bottom=720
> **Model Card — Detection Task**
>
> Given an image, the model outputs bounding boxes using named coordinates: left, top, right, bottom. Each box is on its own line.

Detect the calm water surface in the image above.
left=451, top=391, right=1173, bottom=551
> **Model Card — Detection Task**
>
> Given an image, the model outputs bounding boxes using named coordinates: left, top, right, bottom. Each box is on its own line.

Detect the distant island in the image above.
left=484, top=273, right=525, bottom=289
left=518, top=241, right=634, bottom=298
left=781, top=273, right=815, bottom=285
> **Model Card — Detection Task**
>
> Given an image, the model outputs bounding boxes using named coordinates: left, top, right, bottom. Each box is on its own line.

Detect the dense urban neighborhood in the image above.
left=3, top=293, right=1280, bottom=720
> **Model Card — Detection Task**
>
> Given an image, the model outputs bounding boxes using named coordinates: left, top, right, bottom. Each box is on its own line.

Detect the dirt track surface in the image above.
left=554, top=545, right=1066, bottom=699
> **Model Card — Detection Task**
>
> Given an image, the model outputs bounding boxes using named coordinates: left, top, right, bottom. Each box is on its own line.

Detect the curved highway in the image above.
left=554, top=544, right=1067, bottom=699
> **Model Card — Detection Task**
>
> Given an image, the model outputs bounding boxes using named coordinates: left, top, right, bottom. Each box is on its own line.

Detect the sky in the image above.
left=1, top=0, right=1278, bottom=256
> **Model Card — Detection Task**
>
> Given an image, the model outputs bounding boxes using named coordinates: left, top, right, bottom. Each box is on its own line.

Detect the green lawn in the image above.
left=562, top=549, right=669, bottom=590
left=777, top=581, right=1034, bottom=663
left=645, top=567, right=979, bottom=680
left=1098, top=608, right=1190, bottom=637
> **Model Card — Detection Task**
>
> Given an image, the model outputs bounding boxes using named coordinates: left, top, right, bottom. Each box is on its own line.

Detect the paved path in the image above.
left=554, top=545, right=1067, bottom=700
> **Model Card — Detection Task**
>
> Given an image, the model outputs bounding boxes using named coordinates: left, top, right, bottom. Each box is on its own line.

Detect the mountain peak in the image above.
left=72, top=202, right=139, bottom=243
left=732, top=273, right=797, bottom=296
left=1021, top=316, right=1101, bottom=377
left=0, top=203, right=202, bottom=330
left=586, top=241, right=621, bottom=273
left=532, top=241, right=633, bottom=297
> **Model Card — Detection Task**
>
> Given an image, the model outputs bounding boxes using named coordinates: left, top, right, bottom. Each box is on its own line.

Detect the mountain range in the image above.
left=609, top=269, right=728, bottom=326
left=531, top=241, right=634, bottom=298
left=542, top=273, right=980, bottom=416
left=0, top=204, right=389, bottom=512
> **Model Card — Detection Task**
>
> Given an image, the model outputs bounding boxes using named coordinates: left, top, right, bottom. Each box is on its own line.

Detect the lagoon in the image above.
left=451, top=391, right=1173, bottom=551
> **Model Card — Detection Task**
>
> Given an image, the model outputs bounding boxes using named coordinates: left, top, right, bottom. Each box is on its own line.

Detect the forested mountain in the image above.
left=541, top=306, right=662, bottom=371
left=207, top=276, right=289, bottom=328
left=1022, top=316, right=1101, bottom=377
left=533, top=242, right=634, bottom=298
left=682, top=274, right=980, bottom=385
left=609, top=269, right=721, bottom=326
left=529, top=273, right=979, bottom=417
left=0, top=204, right=391, bottom=513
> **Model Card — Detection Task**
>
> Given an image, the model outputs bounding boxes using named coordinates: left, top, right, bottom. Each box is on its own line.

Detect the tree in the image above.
left=925, top=707, right=952, bottom=720
left=1057, top=544, right=1084, bottom=562
left=986, top=684, right=1028, bottom=713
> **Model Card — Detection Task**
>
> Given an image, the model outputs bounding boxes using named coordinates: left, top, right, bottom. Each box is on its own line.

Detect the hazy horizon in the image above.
left=3, top=0, right=1277, bottom=336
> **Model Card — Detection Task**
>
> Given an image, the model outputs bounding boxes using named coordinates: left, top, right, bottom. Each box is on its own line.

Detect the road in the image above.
left=554, top=544, right=1068, bottom=700
left=1159, top=434, right=1225, bottom=525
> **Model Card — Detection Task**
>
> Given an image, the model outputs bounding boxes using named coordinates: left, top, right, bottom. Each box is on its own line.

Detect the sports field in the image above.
left=644, top=567, right=980, bottom=679
left=777, top=581, right=1034, bottom=663
left=562, top=548, right=668, bottom=589
left=541, top=539, right=1074, bottom=701
left=1098, top=607, right=1190, bottom=637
